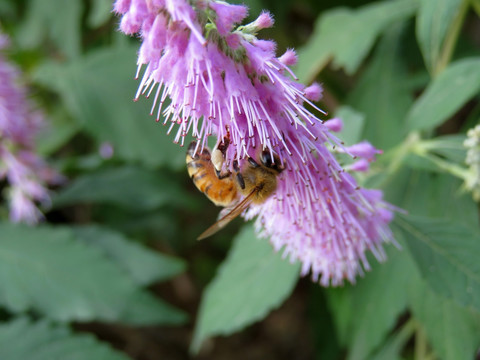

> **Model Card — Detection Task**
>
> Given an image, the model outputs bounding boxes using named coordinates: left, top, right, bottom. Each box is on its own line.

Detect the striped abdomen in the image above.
left=186, top=143, right=238, bottom=207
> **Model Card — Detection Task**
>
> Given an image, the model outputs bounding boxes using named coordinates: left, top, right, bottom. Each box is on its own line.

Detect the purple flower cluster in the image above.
left=0, top=35, right=57, bottom=224
left=114, top=0, right=396, bottom=285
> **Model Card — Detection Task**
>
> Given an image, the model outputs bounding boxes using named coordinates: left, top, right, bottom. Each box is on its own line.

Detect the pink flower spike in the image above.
left=324, top=117, right=343, bottom=132
left=347, top=141, right=383, bottom=161
left=0, top=33, right=58, bottom=225
left=114, top=0, right=397, bottom=286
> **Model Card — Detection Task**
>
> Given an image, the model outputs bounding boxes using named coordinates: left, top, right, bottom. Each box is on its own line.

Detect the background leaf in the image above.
left=416, top=0, right=464, bottom=74
left=406, top=57, right=480, bottom=131
left=191, top=226, right=300, bottom=352
left=398, top=214, right=480, bottom=312
left=16, top=0, right=82, bottom=59
left=348, top=24, right=414, bottom=150
left=53, top=165, right=194, bottom=211
left=87, top=0, right=114, bottom=27
left=0, top=318, right=130, bottom=360
left=326, top=245, right=418, bottom=360
left=0, top=223, right=186, bottom=325
left=73, top=225, right=185, bottom=286
left=296, top=0, right=418, bottom=81
left=334, top=106, right=365, bottom=146
left=409, top=278, right=480, bottom=360
left=384, top=169, right=479, bottom=229
left=369, top=320, right=415, bottom=360
left=33, top=45, right=185, bottom=169
left=36, top=107, right=80, bottom=156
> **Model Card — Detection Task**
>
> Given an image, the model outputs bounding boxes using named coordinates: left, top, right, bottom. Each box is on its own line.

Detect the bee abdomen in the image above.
left=186, top=142, right=238, bottom=207
left=190, top=169, right=208, bottom=181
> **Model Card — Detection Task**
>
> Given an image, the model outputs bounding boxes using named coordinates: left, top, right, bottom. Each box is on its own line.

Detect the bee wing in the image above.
left=197, top=188, right=258, bottom=240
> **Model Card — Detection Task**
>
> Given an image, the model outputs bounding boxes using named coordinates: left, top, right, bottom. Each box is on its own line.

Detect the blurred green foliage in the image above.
left=0, top=0, right=479, bottom=359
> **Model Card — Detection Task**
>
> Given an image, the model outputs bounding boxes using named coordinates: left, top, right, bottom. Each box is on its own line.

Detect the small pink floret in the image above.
left=255, top=11, right=274, bottom=29
left=278, top=49, right=298, bottom=66
left=324, top=117, right=343, bottom=132
left=304, top=83, right=323, bottom=102
left=347, top=141, right=382, bottom=161
left=210, top=2, right=249, bottom=36
left=349, top=158, right=370, bottom=172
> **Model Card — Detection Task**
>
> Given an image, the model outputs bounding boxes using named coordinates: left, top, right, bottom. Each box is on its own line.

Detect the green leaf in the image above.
left=406, top=58, right=480, bottom=131
left=348, top=24, right=413, bottom=150
left=423, top=174, right=478, bottom=227
left=37, top=107, right=80, bottom=156
left=73, top=225, right=185, bottom=286
left=416, top=0, right=464, bottom=74
left=334, top=106, right=365, bottom=146
left=16, top=0, right=82, bottom=59
left=191, top=226, right=300, bottom=353
left=33, top=45, right=185, bottom=169
left=369, top=320, right=416, bottom=360
left=0, top=317, right=130, bottom=360
left=397, top=214, right=480, bottom=312
left=326, top=244, right=418, bottom=360
left=0, top=223, right=186, bottom=325
left=385, top=169, right=478, bottom=229
left=53, top=165, right=193, bottom=211
left=409, top=279, right=480, bottom=360
left=87, top=0, right=113, bottom=27
left=296, top=0, right=418, bottom=81
left=309, top=287, right=342, bottom=360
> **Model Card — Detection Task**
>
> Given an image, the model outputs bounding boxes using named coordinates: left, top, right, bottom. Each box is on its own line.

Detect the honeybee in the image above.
left=186, top=140, right=284, bottom=240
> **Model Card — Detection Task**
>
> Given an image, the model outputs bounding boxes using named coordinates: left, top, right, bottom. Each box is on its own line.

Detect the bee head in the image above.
left=260, top=150, right=284, bottom=173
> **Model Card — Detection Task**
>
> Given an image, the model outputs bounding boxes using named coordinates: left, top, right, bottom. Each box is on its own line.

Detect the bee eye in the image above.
left=261, top=150, right=284, bottom=172
left=261, top=151, right=273, bottom=167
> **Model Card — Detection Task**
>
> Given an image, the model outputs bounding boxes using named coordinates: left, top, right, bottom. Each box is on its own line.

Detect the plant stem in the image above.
left=413, top=149, right=469, bottom=180
left=370, top=132, right=420, bottom=188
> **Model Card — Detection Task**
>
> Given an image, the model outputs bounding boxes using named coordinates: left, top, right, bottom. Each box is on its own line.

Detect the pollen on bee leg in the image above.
left=211, top=148, right=224, bottom=172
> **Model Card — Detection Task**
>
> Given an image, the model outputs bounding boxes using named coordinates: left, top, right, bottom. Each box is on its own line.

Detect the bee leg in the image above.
left=218, top=126, right=231, bottom=155
left=211, top=147, right=232, bottom=180
left=215, top=169, right=232, bottom=180
left=233, top=160, right=245, bottom=190
left=236, top=173, right=246, bottom=190
left=247, top=157, right=260, bottom=168
left=217, top=136, right=230, bottom=156
left=213, top=134, right=235, bottom=180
